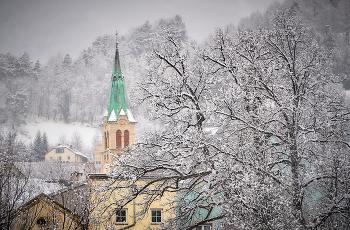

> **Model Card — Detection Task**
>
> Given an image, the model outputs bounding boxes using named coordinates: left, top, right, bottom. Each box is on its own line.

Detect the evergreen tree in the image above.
left=18, top=52, right=32, bottom=77
left=32, top=130, right=43, bottom=161
left=62, top=54, right=72, bottom=69
left=59, top=92, right=70, bottom=123
left=33, top=60, right=41, bottom=78
left=6, top=91, right=28, bottom=128
left=41, top=132, right=49, bottom=156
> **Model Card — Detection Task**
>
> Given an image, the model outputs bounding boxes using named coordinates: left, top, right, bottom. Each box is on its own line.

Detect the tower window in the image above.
left=107, top=131, right=109, bottom=148
left=116, top=130, right=122, bottom=148
left=124, top=130, right=129, bottom=147
left=104, top=132, right=107, bottom=149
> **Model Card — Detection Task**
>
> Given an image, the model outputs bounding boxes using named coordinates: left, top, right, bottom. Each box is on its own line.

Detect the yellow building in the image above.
left=92, top=143, right=103, bottom=173
left=11, top=193, right=81, bottom=230
left=88, top=175, right=176, bottom=229
left=45, top=145, right=88, bottom=162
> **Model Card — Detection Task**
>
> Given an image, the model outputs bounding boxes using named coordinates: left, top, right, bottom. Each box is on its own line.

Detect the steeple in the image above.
left=106, top=32, right=135, bottom=123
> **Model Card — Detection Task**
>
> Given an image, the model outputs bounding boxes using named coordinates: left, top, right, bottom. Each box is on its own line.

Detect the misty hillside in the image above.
left=0, top=0, right=349, bottom=143
left=2, top=0, right=350, bottom=229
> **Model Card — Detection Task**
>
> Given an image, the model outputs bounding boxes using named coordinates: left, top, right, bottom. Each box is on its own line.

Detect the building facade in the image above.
left=92, top=143, right=103, bottom=173
left=45, top=145, right=88, bottom=162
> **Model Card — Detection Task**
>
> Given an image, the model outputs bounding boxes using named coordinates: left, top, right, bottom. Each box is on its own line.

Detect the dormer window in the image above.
left=56, top=148, right=64, bottom=153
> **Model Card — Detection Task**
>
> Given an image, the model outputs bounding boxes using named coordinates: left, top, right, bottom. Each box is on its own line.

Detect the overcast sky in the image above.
left=0, top=0, right=283, bottom=64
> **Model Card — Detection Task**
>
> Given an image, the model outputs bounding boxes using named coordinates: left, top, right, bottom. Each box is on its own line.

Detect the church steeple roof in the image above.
left=106, top=32, right=135, bottom=123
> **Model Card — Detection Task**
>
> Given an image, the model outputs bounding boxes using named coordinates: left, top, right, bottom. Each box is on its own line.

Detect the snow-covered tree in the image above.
left=31, top=130, right=49, bottom=161
left=105, top=7, right=350, bottom=230
left=31, top=130, right=42, bottom=161
left=70, top=131, right=83, bottom=152
left=0, top=131, right=33, bottom=229
left=41, top=132, right=49, bottom=155
left=6, top=91, right=28, bottom=128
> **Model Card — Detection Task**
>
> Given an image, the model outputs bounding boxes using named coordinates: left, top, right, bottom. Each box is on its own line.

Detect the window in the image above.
left=67, top=156, right=70, bottom=160
left=56, top=148, right=64, bottom=153
left=124, top=130, right=129, bottom=147
left=94, top=161, right=101, bottom=167
left=116, top=130, right=122, bottom=148
left=50, top=157, right=53, bottom=161
left=36, top=217, right=46, bottom=226
left=115, top=209, right=127, bottom=223
left=107, top=131, right=109, bottom=148
left=104, top=132, right=107, bottom=149
left=151, top=210, right=162, bottom=223
left=196, top=225, right=211, bottom=230
left=58, top=156, right=61, bottom=161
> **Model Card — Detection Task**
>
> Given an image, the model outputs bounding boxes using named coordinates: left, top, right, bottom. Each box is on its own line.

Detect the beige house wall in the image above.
left=11, top=195, right=80, bottom=230
left=88, top=179, right=176, bottom=230
left=45, top=147, right=85, bottom=162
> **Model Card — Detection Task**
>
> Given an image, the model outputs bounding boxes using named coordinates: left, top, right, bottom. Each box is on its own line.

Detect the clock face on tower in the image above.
left=119, top=119, right=127, bottom=128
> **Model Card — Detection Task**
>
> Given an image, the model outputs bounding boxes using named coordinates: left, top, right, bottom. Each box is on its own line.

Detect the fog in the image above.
left=0, top=0, right=282, bottom=63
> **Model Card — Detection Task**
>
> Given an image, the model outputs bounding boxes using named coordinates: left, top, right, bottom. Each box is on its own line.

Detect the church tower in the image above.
left=101, top=33, right=136, bottom=166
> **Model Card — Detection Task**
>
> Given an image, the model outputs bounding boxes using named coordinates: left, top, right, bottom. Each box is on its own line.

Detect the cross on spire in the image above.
left=116, top=30, right=118, bottom=44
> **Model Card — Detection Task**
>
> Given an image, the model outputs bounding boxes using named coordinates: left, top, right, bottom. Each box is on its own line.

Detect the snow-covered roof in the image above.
left=14, top=162, right=96, bottom=180
left=126, top=109, right=136, bottom=123
left=108, top=109, right=117, bottom=122
left=53, top=145, right=88, bottom=159
left=119, top=109, right=126, bottom=116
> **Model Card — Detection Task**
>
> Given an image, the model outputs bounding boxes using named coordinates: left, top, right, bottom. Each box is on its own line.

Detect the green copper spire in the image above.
left=106, top=32, right=135, bottom=123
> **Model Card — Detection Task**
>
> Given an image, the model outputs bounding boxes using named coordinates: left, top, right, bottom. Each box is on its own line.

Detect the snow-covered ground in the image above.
left=16, top=119, right=100, bottom=148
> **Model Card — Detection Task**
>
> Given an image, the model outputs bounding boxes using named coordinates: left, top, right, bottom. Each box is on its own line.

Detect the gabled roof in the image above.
left=11, top=193, right=80, bottom=223
left=52, top=145, right=88, bottom=159
left=106, top=38, right=136, bottom=123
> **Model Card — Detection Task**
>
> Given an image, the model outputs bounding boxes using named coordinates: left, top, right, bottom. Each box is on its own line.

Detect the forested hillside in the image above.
left=0, top=15, right=187, bottom=129
left=238, top=0, right=350, bottom=88
left=0, top=0, right=349, bottom=131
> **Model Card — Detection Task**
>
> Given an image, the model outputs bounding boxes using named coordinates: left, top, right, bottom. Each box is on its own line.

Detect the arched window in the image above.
left=124, top=130, right=129, bottom=147
left=107, top=131, right=109, bottom=148
left=104, top=132, right=107, bottom=149
left=116, top=130, right=122, bottom=148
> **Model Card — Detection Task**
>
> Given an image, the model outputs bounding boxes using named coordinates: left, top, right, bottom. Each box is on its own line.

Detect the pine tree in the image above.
left=32, top=130, right=43, bottom=161
left=6, top=91, right=28, bottom=128
left=41, top=132, right=49, bottom=157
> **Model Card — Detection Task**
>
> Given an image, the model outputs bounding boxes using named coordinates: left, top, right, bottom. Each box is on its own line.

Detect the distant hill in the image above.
left=14, top=119, right=100, bottom=150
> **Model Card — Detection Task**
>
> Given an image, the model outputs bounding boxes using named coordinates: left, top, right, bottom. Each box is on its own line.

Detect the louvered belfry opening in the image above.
left=124, top=130, right=129, bottom=147
left=116, top=130, right=122, bottom=148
